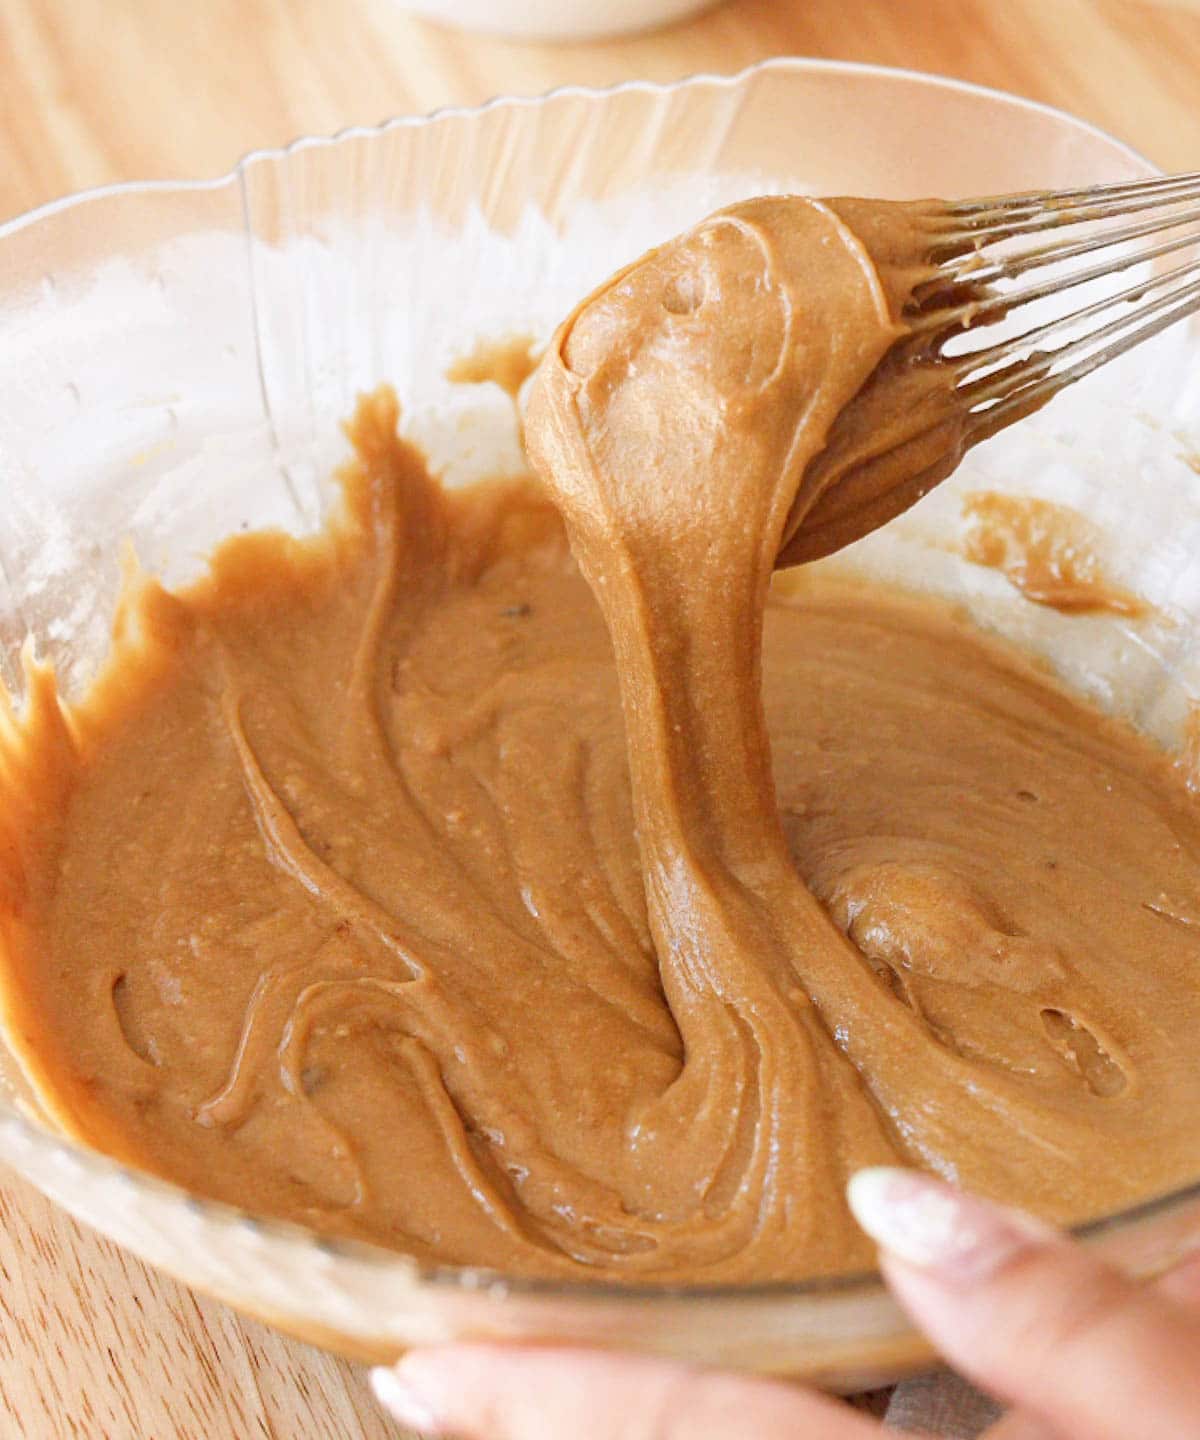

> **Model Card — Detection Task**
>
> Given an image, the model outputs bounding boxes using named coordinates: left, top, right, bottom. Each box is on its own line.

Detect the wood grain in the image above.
left=2, top=0, right=1200, bottom=227
left=0, top=1170, right=402, bottom=1439
left=0, top=1, right=1198, bottom=1435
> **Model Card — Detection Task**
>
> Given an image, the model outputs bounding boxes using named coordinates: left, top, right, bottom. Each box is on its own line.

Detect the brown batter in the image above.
left=0, top=198, right=1198, bottom=1283
left=963, top=491, right=1147, bottom=616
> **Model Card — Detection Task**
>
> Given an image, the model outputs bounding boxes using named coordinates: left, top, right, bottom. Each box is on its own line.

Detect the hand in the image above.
left=370, top=1168, right=1200, bottom=1439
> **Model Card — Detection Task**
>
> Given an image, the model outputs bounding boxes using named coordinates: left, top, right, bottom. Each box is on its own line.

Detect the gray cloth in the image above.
left=884, top=1372, right=1003, bottom=1437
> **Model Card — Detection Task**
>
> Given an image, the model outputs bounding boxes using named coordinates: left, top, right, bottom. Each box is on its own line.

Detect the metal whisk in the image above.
left=781, top=170, right=1200, bottom=565
left=918, top=168, right=1200, bottom=436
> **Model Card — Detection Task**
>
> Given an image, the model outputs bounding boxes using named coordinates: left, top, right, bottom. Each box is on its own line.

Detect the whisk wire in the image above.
left=910, top=228, right=1200, bottom=338
left=968, top=281, right=1200, bottom=443
left=952, top=258, right=1200, bottom=381
left=940, top=203, right=1200, bottom=283
left=942, top=169, right=1200, bottom=223
left=964, top=272, right=1200, bottom=408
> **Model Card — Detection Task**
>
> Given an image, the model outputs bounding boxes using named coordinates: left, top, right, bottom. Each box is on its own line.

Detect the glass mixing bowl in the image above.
left=1, top=58, right=1199, bottom=1392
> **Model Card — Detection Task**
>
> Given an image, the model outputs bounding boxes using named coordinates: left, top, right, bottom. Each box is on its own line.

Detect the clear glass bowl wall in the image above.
left=1, top=59, right=1198, bottom=1390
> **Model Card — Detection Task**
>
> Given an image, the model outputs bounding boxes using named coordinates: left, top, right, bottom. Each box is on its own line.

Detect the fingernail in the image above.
left=370, top=1365, right=442, bottom=1434
left=847, top=1167, right=1050, bottom=1282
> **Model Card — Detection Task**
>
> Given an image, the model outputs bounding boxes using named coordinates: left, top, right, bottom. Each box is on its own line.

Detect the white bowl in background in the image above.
left=398, top=0, right=721, bottom=41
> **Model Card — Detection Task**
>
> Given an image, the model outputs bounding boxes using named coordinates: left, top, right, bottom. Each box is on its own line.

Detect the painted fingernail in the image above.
left=847, top=1167, right=1051, bottom=1282
left=370, top=1365, right=442, bottom=1434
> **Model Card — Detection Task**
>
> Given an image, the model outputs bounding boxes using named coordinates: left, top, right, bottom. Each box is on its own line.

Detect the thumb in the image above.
left=849, top=1167, right=1200, bottom=1440
left=370, top=1343, right=880, bottom=1440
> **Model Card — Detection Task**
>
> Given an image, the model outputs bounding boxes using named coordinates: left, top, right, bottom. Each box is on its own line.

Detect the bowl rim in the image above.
left=0, top=54, right=1152, bottom=240
left=1, top=53, right=1191, bottom=1311
left=5, top=1098, right=1199, bottom=1304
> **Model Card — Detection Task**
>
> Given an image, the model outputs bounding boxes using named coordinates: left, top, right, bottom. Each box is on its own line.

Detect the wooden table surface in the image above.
left=2, top=1, right=1199, bottom=1436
